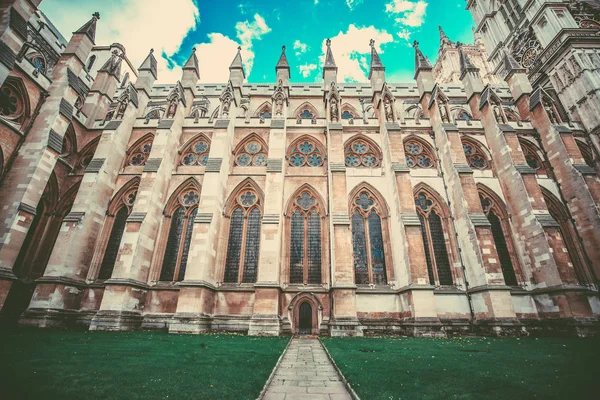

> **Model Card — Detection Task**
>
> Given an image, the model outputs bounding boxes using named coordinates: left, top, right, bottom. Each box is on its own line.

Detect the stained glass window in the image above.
left=30, top=56, right=46, bottom=74
left=289, top=139, right=324, bottom=167
left=224, top=188, right=262, bottom=284
left=259, top=109, right=272, bottom=119
left=290, top=210, right=304, bottom=284
left=234, top=139, right=268, bottom=167
left=288, top=191, right=322, bottom=285
left=98, top=206, right=128, bottom=279
left=462, top=140, right=490, bottom=170
left=341, top=110, right=354, bottom=119
left=181, top=138, right=210, bottom=166
left=345, top=138, right=381, bottom=168
left=127, top=138, right=153, bottom=166
left=224, top=208, right=244, bottom=283
left=520, top=140, right=548, bottom=175
left=242, top=208, right=261, bottom=283
left=488, top=211, right=518, bottom=286
left=351, top=191, right=387, bottom=285
left=160, top=208, right=186, bottom=281
left=415, top=191, right=454, bottom=286
left=404, top=139, right=436, bottom=169
left=178, top=208, right=197, bottom=282
left=299, top=109, right=315, bottom=120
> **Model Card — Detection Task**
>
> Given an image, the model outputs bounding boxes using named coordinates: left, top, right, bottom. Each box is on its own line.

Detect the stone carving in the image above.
left=272, top=79, right=287, bottom=116
left=220, top=82, right=234, bottom=118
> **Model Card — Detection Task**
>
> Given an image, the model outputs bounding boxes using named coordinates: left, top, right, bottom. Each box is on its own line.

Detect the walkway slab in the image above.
left=262, top=337, right=352, bottom=400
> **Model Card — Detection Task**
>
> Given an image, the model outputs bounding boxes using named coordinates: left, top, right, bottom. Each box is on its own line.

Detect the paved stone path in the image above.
left=262, top=337, right=353, bottom=400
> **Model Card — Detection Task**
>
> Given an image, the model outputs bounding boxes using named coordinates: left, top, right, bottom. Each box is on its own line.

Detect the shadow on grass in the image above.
left=322, top=336, right=600, bottom=400
left=0, top=328, right=289, bottom=400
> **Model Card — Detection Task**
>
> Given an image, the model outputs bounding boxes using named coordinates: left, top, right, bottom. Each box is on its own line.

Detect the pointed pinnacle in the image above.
left=324, top=38, right=336, bottom=68
left=139, top=48, right=158, bottom=80
left=414, top=40, right=432, bottom=78
left=74, top=12, right=100, bottom=42
left=459, top=45, right=479, bottom=80
left=184, top=46, right=201, bottom=79
left=503, top=49, right=525, bottom=80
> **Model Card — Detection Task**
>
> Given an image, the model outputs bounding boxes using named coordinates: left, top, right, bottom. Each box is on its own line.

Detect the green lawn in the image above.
left=0, top=329, right=288, bottom=400
left=322, top=336, right=600, bottom=400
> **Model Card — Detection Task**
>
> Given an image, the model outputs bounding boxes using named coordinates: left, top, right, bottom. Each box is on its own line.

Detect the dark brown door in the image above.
left=299, top=302, right=312, bottom=334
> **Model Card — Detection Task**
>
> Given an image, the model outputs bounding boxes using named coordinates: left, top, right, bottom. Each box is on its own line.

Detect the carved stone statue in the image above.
left=543, top=99, right=560, bottom=124
left=330, top=98, right=338, bottom=122
left=221, top=95, right=231, bottom=117
left=493, top=105, right=503, bottom=124
left=275, top=96, right=284, bottom=116
left=166, top=102, right=177, bottom=119
left=384, top=96, right=393, bottom=122
left=116, top=99, right=127, bottom=119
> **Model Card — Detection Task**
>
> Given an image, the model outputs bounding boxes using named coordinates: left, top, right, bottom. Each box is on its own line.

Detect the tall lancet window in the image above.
left=289, top=190, right=323, bottom=285
left=159, top=188, right=200, bottom=282
left=98, top=187, right=138, bottom=279
left=415, top=190, right=454, bottom=286
left=351, top=190, right=387, bottom=285
left=479, top=189, right=521, bottom=286
left=224, top=188, right=262, bottom=283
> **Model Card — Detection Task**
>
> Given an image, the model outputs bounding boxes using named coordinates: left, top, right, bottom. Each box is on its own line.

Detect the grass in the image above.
left=0, top=329, right=289, bottom=400
left=322, top=336, right=600, bottom=400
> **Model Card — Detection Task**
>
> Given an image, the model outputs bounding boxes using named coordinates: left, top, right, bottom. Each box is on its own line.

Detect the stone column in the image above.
left=0, top=15, right=97, bottom=313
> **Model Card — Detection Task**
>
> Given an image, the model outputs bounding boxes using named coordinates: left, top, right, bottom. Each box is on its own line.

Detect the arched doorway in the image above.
left=299, top=302, right=313, bottom=335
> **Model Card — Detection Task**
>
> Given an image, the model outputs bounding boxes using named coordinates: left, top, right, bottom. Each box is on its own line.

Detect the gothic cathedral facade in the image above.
left=0, top=1, right=599, bottom=337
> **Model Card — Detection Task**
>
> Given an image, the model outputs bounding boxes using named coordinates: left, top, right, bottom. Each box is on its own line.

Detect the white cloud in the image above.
left=41, top=0, right=200, bottom=83
left=193, top=14, right=271, bottom=83
left=299, top=63, right=317, bottom=78
left=346, top=0, right=364, bottom=10
left=385, top=0, right=428, bottom=28
left=324, top=24, right=394, bottom=83
left=294, top=40, right=309, bottom=56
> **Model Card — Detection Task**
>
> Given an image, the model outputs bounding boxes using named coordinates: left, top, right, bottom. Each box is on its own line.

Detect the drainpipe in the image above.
left=429, top=129, right=476, bottom=323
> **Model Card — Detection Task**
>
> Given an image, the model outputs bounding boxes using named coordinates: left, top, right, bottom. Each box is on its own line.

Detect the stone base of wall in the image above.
left=16, top=309, right=600, bottom=337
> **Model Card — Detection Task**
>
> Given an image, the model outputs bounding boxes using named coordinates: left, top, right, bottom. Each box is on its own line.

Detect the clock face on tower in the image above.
left=515, top=39, right=542, bottom=72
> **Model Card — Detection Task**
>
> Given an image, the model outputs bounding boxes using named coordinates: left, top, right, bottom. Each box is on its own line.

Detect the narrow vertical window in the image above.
left=288, top=191, right=322, bottom=285
left=223, top=188, right=262, bottom=284
left=415, top=191, right=454, bottom=286
left=159, top=188, right=200, bottom=282
left=351, top=190, right=388, bottom=285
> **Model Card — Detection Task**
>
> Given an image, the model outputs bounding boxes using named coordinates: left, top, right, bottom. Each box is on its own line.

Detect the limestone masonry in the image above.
left=1, top=1, right=600, bottom=337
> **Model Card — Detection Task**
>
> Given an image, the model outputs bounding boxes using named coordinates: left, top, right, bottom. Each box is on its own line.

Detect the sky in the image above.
left=40, top=0, right=475, bottom=84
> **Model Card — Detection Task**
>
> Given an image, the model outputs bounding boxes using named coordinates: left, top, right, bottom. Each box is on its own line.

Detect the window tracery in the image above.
left=351, top=189, right=388, bottom=285
left=344, top=137, right=382, bottom=168
left=462, top=139, right=490, bottom=170
left=519, top=139, right=549, bottom=175
left=575, top=139, right=596, bottom=168
left=404, top=138, right=436, bottom=169
left=127, top=136, right=154, bottom=166
left=181, top=136, right=210, bottom=166
left=0, top=79, right=28, bottom=125
left=234, top=136, right=268, bottom=167
left=297, top=109, right=316, bottom=124
left=223, top=185, right=262, bottom=284
left=415, top=190, right=454, bottom=286
left=288, top=189, right=323, bottom=285
left=478, top=189, right=520, bottom=286
left=288, top=137, right=325, bottom=167
left=28, top=54, right=46, bottom=75
left=159, top=186, right=200, bottom=282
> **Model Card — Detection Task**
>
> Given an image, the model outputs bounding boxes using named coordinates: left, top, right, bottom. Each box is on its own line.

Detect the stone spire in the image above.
left=230, top=46, right=244, bottom=69
left=368, top=39, right=385, bottom=79
left=139, top=48, right=158, bottom=80
left=323, top=39, right=338, bottom=86
left=439, top=25, right=452, bottom=48
left=413, top=41, right=432, bottom=78
left=183, top=47, right=200, bottom=80
left=229, top=46, right=245, bottom=89
left=74, top=12, right=100, bottom=43
left=324, top=39, right=336, bottom=68
left=458, top=43, right=479, bottom=80
left=503, top=49, right=525, bottom=80
left=98, top=50, right=123, bottom=78
left=276, top=45, right=290, bottom=85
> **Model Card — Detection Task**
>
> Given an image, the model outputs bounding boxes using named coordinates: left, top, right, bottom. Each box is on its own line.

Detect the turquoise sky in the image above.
left=41, top=0, right=475, bottom=83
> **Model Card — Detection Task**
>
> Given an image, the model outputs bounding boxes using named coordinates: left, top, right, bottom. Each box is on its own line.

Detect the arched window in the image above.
left=519, top=139, right=549, bottom=176
left=295, top=103, right=318, bottom=124
left=255, top=103, right=272, bottom=119
left=87, top=55, right=96, bottom=71
left=405, top=105, right=423, bottom=120
left=341, top=110, right=354, bottom=119
left=288, top=137, right=325, bottom=167
left=233, top=135, right=268, bottom=167
left=504, top=108, right=520, bottom=122
left=350, top=189, right=388, bottom=285
left=415, top=190, right=454, bottom=286
left=288, top=189, right=323, bottom=285
left=127, top=135, right=154, bottom=166
left=180, top=135, right=211, bottom=166
left=28, top=54, right=46, bottom=74
left=341, top=103, right=359, bottom=120
left=98, top=186, right=138, bottom=279
left=223, top=185, right=262, bottom=284
left=478, top=187, right=521, bottom=286
left=145, top=108, right=163, bottom=120
left=345, top=136, right=382, bottom=168
left=462, top=138, right=491, bottom=170
left=542, top=188, right=593, bottom=285
left=575, top=139, right=596, bottom=168
left=0, top=78, right=30, bottom=126
left=159, top=187, right=200, bottom=282
left=60, top=124, right=76, bottom=158
left=454, top=108, right=473, bottom=121
left=120, top=72, right=129, bottom=88
left=404, top=138, right=436, bottom=169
